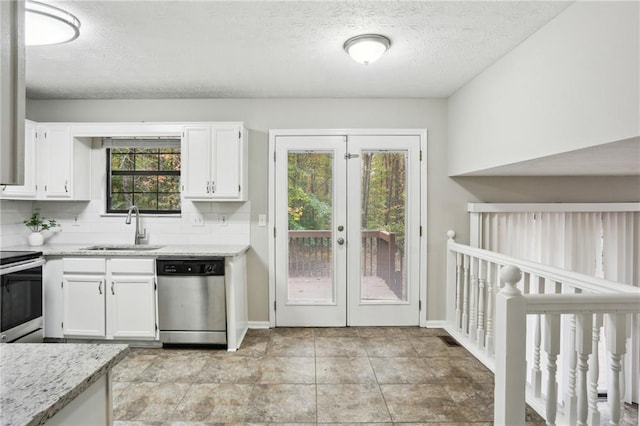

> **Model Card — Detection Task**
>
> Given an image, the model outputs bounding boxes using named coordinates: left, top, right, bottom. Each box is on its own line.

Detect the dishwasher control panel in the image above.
left=156, top=257, right=224, bottom=276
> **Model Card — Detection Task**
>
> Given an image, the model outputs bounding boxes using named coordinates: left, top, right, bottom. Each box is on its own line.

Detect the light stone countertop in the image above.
left=1, top=243, right=249, bottom=257
left=0, top=343, right=129, bottom=426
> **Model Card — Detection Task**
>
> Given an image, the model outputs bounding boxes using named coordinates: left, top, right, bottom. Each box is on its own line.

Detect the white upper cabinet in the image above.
left=38, top=124, right=91, bottom=200
left=182, top=123, right=248, bottom=201
left=0, top=120, right=37, bottom=198
left=0, top=122, right=91, bottom=200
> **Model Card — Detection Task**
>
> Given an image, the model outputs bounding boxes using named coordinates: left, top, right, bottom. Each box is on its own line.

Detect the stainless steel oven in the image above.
left=0, top=251, right=45, bottom=343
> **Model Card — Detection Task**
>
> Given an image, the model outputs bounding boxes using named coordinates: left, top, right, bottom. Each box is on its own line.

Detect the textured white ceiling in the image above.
left=26, top=1, right=572, bottom=99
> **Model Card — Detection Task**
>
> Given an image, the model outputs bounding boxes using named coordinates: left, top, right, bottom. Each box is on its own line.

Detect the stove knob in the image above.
left=205, top=264, right=214, bottom=273
left=0, top=335, right=7, bottom=342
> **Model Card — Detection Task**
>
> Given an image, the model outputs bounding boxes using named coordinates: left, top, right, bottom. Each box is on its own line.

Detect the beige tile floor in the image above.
left=111, top=327, right=636, bottom=425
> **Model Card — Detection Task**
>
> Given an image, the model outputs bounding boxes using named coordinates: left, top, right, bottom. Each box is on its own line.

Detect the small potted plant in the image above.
left=23, top=208, right=59, bottom=246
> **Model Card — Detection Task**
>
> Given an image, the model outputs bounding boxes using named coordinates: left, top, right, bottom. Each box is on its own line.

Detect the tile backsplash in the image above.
left=0, top=199, right=250, bottom=248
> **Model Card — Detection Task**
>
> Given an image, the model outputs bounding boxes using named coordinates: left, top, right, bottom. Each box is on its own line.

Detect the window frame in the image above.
left=106, top=146, right=182, bottom=215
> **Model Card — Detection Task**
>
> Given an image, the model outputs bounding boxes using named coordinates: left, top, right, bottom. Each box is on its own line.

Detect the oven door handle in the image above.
left=0, top=258, right=45, bottom=276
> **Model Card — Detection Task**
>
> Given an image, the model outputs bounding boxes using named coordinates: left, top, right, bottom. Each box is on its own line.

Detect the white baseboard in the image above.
left=248, top=321, right=271, bottom=329
left=425, top=320, right=447, bottom=328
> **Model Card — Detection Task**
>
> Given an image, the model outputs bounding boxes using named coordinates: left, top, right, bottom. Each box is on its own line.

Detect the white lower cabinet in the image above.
left=62, top=257, right=157, bottom=340
left=110, top=275, right=156, bottom=339
left=63, top=274, right=107, bottom=338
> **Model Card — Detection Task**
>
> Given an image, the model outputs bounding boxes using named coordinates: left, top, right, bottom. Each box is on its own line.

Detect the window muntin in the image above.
left=107, top=147, right=181, bottom=214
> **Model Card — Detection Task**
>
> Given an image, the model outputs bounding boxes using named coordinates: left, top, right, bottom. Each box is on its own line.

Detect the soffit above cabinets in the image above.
left=26, top=1, right=571, bottom=99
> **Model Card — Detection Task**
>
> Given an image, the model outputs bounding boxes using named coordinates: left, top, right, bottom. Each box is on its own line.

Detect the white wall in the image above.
left=23, top=98, right=640, bottom=323
left=448, top=1, right=640, bottom=176
left=26, top=98, right=467, bottom=323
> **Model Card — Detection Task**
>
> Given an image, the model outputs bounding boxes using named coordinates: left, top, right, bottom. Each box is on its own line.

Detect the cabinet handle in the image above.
left=111, top=281, right=115, bottom=295
left=64, top=181, right=68, bottom=193
left=206, top=181, right=210, bottom=194
left=211, top=181, right=216, bottom=193
left=98, top=281, right=103, bottom=295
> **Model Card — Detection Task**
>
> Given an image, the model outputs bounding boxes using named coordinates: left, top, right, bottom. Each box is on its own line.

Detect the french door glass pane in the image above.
left=287, top=152, right=334, bottom=303
left=360, top=151, right=408, bottom=302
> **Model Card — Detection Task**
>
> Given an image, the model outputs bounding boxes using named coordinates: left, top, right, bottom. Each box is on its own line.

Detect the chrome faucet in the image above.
left=125, top=205, right=146, bottom=245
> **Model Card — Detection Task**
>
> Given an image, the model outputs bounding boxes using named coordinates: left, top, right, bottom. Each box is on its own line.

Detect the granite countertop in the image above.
left=1, top=243, right=250, bottom=257
left=0, top=343, right=129, bottom=426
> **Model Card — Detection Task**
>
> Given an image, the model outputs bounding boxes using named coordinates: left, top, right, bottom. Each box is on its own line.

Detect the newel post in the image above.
left=494, top=265, right=527, bottom=426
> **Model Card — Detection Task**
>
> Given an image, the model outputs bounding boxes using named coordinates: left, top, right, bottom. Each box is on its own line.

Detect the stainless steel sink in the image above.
left=81, top=245, right=164, bottom=251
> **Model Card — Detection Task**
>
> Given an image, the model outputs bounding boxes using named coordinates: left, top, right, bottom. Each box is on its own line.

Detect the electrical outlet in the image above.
left=191, top=213, right=204, bottom=227
left=72, top=216, right=80, bottom=226
left=258, top=214, right=267, bottom=227
left=220, top=215, right=228, bottom=226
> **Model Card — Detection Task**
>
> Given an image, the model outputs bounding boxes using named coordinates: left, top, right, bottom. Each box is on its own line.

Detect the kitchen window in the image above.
left=105, top=139, right=181, bottom=214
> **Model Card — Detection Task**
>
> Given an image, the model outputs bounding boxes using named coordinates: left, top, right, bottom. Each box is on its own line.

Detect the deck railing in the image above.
left=288, top=229, right=403, bottom=296
left=445, top=230, right=640, bottom=426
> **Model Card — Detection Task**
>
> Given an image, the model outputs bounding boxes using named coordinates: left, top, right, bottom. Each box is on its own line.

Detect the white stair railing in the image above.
left=445, top=231, right=640, bottom=426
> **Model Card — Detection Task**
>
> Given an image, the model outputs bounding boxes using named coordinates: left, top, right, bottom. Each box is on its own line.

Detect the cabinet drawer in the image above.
left=109, top=258, right=155, bottom=274
left=63, top=257, right=106, bottom=273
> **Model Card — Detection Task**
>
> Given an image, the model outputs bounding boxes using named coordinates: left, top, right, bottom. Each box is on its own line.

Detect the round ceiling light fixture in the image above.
left=343, top=34, right=391, bottom=65
left=26, top=1, right=81, bottom=46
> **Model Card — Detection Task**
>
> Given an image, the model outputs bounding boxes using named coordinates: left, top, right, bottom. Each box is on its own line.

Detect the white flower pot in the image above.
left=28, top=232, right=44, bottom=247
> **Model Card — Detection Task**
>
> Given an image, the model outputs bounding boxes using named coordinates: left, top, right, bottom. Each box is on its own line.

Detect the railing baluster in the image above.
left=588, top=314, right=602, bottom=426
left=455, top=252, right=463, bottom=329
left=462, top=254, right=470, bottom=334
left=531, top=276, right=545, bottom=398
left=469, top=257, right=479, bottom=341
left=567, top=313, right=578, bottom=425
left=545, top=313, right=561, bottom=426
left=606, top=313, right=627, bottom=426
left=576, top=313, right=593, bottom=426
left=485, top=262, right=495, bottom=356
left=476, top=259, right=486, bottom=349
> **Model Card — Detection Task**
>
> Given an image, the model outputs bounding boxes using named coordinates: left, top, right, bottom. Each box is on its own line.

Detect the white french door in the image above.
left=274, top=134, right=421, bottom=326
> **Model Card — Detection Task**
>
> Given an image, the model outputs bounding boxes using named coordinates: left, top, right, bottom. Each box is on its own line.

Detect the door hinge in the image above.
left=61, top=322, right=64, bottom=329
left=419, top=226, right=423, bottom=237
left=239, top=130, right=242, bottom=139
left=420, top=150, right=423, bottom=161
left=273, top=151, right=276, bottom=162
left=273, top=227, right=276, bottom=237
left=44, top=132, right=47, bottom=139
left=155, top=323, right=158, bottom=332
left=61, top=281, right=63, bottom=288
left=344, top=153, right=360, bottom=160
left=154, top=280, right=157, bottom=291
left=419, top=300, right=422, bottom=311
left=274, top=301, right=277, bottom=311
left=238, top=185, right=241, bottom=192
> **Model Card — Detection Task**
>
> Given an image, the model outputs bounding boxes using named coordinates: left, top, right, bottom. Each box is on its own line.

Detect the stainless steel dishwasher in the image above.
left=156, top=257, right=226, bottom=345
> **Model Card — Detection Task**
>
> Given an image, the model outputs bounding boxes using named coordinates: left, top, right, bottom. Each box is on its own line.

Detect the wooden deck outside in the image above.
left=287, top=275, right=402, bottom=302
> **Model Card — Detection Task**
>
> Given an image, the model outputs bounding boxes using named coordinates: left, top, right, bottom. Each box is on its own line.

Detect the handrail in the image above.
left=447, top=235, right=638, bottom=295
left=467, top=202, right=640, bottom=213
left=524, top=293, right=640, bottom=314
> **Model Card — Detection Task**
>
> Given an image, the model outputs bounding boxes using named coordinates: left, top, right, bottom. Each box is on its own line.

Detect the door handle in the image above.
left=337, top=238, right=345, bottom=245
left=337, top=225, right=344, bottom=232
left=111, top=281, right=115, bottom=295
left=98, top=281, right=103, bottom=295
left=206, top=181, right=210, bottom=193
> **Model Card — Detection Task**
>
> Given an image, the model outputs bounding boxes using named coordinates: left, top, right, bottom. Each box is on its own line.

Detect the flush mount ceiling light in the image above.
left=343, top=34, right=391, bottom=65
left=26, top=1, right=81, bottom=46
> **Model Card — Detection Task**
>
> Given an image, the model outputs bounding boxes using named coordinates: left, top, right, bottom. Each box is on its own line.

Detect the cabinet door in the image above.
left=211, top=125, right=242, bottom=200
left=41, top=126, right=72, bottom=199
left=62, top=275, right=106, bottom=337
left=110, top=275, right=156, bottom=339
left=182, top=126, right=212, bottom=199
left=0, top=121, right=37, bottom=199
